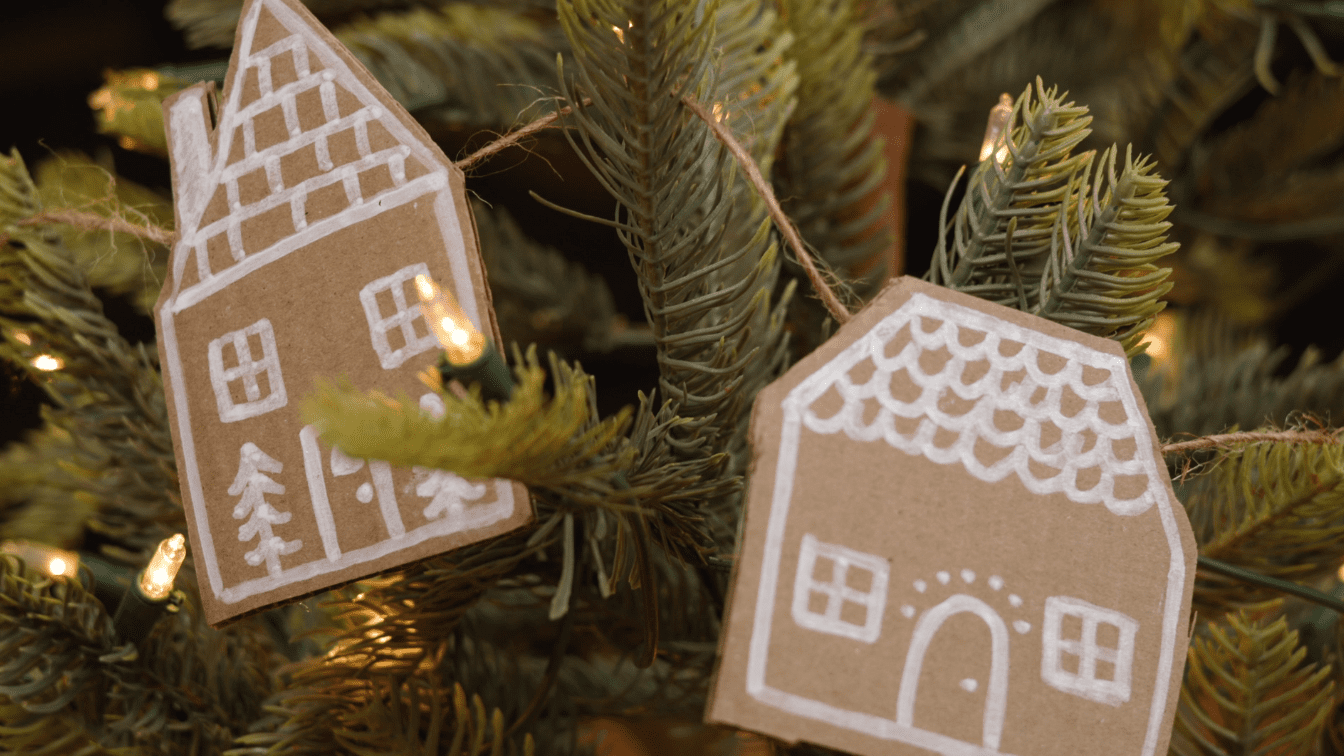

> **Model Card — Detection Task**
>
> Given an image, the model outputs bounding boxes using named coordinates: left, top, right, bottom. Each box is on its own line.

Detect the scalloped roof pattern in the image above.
left=788, top=293, right=1162, bottom=516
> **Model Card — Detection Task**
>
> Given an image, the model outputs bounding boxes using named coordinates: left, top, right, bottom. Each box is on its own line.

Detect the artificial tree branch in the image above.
left=682, top=93, right=853, bottom=325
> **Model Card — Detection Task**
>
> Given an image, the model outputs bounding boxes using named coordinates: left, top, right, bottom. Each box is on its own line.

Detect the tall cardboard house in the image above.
left=155, top=0, right=529, bottom=625
left=709, top=278, right=1196, bottom=756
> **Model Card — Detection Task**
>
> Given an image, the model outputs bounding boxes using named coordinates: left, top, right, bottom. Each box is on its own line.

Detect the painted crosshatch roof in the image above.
left=165, top=0, right=453, bottom=314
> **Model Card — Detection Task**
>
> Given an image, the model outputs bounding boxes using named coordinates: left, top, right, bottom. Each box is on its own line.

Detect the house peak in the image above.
left=163, top=0, right=448, bottom=314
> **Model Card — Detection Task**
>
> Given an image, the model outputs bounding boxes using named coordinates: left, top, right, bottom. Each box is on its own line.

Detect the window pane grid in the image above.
left=791, top=534, right=889, bottom=643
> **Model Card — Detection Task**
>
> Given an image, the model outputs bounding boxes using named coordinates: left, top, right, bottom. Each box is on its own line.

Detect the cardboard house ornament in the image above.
left=155, top=0, right=529, bottom=625
left=708, top=277, right=1196, bottom=756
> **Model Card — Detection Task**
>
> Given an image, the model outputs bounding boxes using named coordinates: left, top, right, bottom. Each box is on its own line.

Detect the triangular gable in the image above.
left=785, top=292, right=1164, bottom=516
left=167, top=0, right=450, bottom=313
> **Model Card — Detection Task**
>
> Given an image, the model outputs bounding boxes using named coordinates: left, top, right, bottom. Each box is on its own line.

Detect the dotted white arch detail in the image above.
left=788, top=293, right=1163, bottom=516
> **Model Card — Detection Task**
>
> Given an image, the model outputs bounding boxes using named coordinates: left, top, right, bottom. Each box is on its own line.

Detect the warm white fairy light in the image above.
left=413, top=274, right=487, bottom=366
left=0, top=540, right=79, bottom=580
left=31, top=354, right=63, bottom=371
left=13, top=331, right=31, bottom=346
left=979, top=93, right=1013, bottom=163
left=1139, top=311, right=1177, bottom=364
left=140, top=534, right=186, bottom=600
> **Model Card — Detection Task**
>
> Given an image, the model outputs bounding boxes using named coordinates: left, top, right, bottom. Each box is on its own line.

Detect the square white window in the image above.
left=791, top=533, right=889, bottom=643
left=359, top=263, right=441, bottom=370
left=208, top=317, right=288, bottom=423
left=1041, top=595, right=1138, bottom=706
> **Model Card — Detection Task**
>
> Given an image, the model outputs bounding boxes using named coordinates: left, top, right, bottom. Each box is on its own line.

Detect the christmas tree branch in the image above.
left=681, top=93, right=851, bottom=325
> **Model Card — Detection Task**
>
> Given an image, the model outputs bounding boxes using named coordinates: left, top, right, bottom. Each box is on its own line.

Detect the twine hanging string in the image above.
left=1159, top=428, right=1337, bottom=455
left=17, top=100, right=594, bottom=250
left=454, top=98, right=592, bottom=172
left=681, top=94, right=853, bottom=325
left=13, top=210, right=177, bottom=246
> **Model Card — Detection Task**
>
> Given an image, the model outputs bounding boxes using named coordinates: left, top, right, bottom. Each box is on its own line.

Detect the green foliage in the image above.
left=233, top=530, right=550, bottom=755
left=0, top=556, right=134, bottom=734
left=336, top=4, right=567, bottom=120
left=926, top=79, right=1177, bottom=355
left=554, top=0, right=796, bottom=503
left=0, top=553, right=276, bottom=755
left=1183, top=439, right=1344, bottom=613
left=31, top=152, right=172, bottom=315
left=1035, top=144, right=1177, bottom=353
left=1171, top=607, right=1334, bottom=756
left=926, top=79, right=1091, bottom=303
left=0, top=151, right=181, bottom=562
left=304, top=348, right=634, bottom=498
left=474, top=201, right=619, bottom=355
left=776, top=0, right=892, bottom=350
left=88, top=70, right=189, bottom=157
left=1135, top=316, right=1344, bottom=439
left=0, top=425, right=95, bottom=547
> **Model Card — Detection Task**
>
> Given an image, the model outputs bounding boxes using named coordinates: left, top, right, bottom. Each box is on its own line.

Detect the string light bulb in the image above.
left=31, top=354, right=63, bottom=371
left=140, top=534, right=186, bottom=600
left=413, top=274, right=487, bottom=366
left=0, top=540, right=79, bottom=580
left=979, top=93, right=1013, bottom=163
left=114, top=533, right=187, bottom=644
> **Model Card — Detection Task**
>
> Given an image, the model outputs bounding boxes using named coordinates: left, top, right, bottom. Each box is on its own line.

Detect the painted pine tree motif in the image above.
left=411, top=391, right=488, bottom=526
left=230, top=442, right=302, bottom=575
left=415, top=470, right=487, bottom=523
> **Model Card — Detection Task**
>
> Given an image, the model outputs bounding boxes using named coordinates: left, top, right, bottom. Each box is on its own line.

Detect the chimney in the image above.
left=164, top=84, right=216, bottom=235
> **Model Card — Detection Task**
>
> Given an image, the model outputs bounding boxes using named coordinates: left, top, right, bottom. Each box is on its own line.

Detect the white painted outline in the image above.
left=207, top=317, right=288, bottom=423
left=791, top=533, right=889, bottom=643
left=745, top=292, right=1187, bottom=756
left=160, top=0, right=499, bottom=608
left=895, top=594, right=1009, bottom=750
left=1041, top=595, right=1138, bottom=706
left=359, top=262, right=440, bottom=369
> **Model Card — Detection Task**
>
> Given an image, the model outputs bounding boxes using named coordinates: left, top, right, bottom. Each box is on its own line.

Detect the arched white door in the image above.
left=895, top=594, right=1010, bottom=751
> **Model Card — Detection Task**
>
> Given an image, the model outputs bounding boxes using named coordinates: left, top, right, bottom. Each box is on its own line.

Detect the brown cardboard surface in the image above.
left=707, top=277, right=1196, bottom=756
left=154, top=0, right=530, bottom=626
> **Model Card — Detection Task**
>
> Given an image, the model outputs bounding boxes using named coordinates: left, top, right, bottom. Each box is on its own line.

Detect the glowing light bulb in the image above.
left=140, top=534, right=186, bottom=600
left=1139, top=311, right=1177, bottom=363
left=413, top=274, right=487, bottom=366
left=31, top=354, right=63, bottom=371
left=979, top=93, right=1013, bottom=163
left=1, top=540, right=78, bottom=580
left=13, top=331, right=31, bottom=345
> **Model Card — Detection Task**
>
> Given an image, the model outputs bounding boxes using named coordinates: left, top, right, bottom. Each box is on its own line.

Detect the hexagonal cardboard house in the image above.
left=709, top=277, right=1195, bottom=756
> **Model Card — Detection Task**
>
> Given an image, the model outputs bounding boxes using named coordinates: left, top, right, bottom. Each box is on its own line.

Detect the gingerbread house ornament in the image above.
left=709, top=277, right=1196, bottom=756
left=155, top=0, right=529, bottom=625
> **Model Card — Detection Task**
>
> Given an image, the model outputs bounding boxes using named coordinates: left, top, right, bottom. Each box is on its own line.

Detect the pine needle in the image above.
left=1171, top=608, right=1333, bottom=756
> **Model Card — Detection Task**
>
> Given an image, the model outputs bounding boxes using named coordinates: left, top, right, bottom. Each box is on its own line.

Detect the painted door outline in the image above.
left=895, top=594, right=1009, bottom=752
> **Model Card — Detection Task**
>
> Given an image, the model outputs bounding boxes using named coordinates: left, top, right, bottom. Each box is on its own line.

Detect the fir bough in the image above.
left=553, top=0, right=796, bottom=492
left=0, top=151, right=180, bottom=562
left=1171, top=607, right=1334, bottom=756
left=928, top=79, right=1178, bottom=355
left=1182, top=438, right=1344, bottom=612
